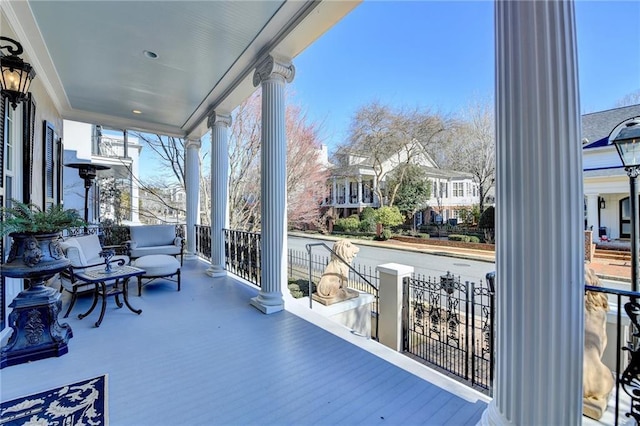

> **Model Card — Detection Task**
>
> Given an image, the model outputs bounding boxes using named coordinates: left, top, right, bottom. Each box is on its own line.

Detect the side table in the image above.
left=73, top=265, right=146, bottom=327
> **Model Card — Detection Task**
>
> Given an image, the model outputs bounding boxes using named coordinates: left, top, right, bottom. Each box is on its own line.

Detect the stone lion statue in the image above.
left=313, top=239, right=360, bottom=305
left=583, top=264, right=614, bottom=420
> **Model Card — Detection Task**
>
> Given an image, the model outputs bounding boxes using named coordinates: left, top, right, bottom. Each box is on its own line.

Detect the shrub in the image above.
left=419, top=233, right=430, bottom=239
left=360, top=207, right=376, bottom=222
left=468, top=236, right=480, bottom=243
left=448, top=234, right=471, bottom=242
left=374, top=206, right=404, bottom=227
left=288, top=279, right=315, bottom=298
left=479, top=206, right=495, bottom=229
left=374, top=228, right=393, bottom=241
left=334, top=216, right=360, bottom=233
left=358, top=216, right=376, bottom=233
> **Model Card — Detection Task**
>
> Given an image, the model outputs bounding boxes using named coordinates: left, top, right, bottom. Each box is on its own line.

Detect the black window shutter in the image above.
left=43, top=120, right=55, bottom=209
left=22, top=94, right=35, bottom=204
left=0, top=94, right=6, bottom=331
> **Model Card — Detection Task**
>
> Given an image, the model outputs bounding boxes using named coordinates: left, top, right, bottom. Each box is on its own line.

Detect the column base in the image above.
left=206, top=265, right=226, bottom=278
left=184, top=253, right=198, bottom=261
left=479, top=401, right=513, bottom=426
left=250, top=295, right=284, bottom=314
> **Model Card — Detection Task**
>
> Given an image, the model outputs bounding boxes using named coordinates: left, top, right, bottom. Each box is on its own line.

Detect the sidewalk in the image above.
left=289, top=232, right=631, bottom=283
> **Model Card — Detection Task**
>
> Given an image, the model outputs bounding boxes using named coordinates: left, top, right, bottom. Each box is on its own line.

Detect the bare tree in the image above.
left=126, top=132, right=211, bottom=224
left=228, top=91, right=328, bottom=231
left=441, top=99, right=495, bottom=212
left=338, top=101, right=448, bottom=207
left=228, top=94, right=262, bottom=231
left=615, top=89, right=640, bottom=108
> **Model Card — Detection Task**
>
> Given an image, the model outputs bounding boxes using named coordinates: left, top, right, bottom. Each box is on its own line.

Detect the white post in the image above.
left=184, top=139, right=201, bottom=260
left=586, top=193, right=600, bottom=243
left=332, top=177, right=337, bottom=205
left=345, top=177, right=351, bottom=205
left=357, top=175, right=363, bottom=204
left=376, top=263, right=414, bottom=352
left=250, top=55, right=295, bottom=314
left=482, top=1, right=584, bottom=424
left=206, top=112, right=232, bottom=278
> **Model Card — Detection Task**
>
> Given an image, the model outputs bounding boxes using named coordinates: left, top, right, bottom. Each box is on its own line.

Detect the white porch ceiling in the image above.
left=2, top=1, right=359, bottom=139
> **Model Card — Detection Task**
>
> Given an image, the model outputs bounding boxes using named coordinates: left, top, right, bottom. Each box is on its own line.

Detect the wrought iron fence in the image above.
left=224, top=229, right=261, bottom=287
left=402, top=272, right=495, bottom=395
left=586, top=284, right=640, bottom=425
left=195, top=225, right=211, bottom=260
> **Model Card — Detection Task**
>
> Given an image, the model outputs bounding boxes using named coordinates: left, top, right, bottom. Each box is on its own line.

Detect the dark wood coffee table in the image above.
left=74, top=265, right=146, bottom=327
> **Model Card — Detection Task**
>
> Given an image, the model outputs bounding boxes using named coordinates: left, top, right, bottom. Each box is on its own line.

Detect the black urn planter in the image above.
left=0, top=232, right=73, bottom=369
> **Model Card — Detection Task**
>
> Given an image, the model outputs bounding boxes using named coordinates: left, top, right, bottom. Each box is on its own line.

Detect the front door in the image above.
left=619, top=196, right=640, bottom=239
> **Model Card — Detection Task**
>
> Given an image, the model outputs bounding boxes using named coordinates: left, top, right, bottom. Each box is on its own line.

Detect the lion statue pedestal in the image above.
left=313, top=239, right=360, bottom=306
left=583, top=265, right=614, bottom=420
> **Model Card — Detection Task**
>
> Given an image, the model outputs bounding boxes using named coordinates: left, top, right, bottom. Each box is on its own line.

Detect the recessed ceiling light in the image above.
left=132, top=110, right=142, bottom=114
left=143, top=50, right=158, bottom=59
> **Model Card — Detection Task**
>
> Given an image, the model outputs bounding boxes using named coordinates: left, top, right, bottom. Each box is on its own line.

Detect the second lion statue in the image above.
left=313, top=239, right=360, bottom=305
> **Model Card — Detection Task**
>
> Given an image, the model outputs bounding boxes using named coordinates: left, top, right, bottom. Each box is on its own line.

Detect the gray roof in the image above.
left=419, top=166, right=474, bottom=180
left=581, top=104, right=640, bottom=144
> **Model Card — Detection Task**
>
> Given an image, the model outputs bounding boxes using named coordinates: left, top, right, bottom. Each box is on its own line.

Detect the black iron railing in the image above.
left=194, top=225, right=211, bottom=260
left=402, top=272, right=495, bottom=395
left=586, top=285, right=640, bottom=424
left=224, top=229, right=261, bottom=288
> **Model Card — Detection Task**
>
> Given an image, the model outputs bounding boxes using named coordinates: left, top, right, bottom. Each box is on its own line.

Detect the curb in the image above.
left=289, top=232, right=631, bottom=283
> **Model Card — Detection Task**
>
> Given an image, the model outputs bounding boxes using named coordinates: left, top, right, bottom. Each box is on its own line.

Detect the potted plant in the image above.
left=0, top=200, right=85, bottom=368
left=0, top=200, right=85, bottom=279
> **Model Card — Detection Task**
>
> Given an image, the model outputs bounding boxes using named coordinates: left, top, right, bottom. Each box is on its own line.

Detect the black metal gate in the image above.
left=402, top=272, right=495, bottom=394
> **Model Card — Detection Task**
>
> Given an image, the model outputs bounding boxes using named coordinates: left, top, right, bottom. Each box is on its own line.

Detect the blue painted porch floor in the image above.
left=1, top=259, right=488, bottom=425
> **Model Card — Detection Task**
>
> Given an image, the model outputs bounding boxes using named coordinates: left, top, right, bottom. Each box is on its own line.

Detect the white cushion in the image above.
left=75, top=235, right=103, bottom=263
left=60, top=239, right=85, bottom=266
left=130, top=225, right=176, bottom=248
left=133, top=254, right=180, bottom=277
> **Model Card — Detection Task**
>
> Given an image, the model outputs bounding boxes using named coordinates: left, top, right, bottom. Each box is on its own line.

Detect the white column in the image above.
left=206, top=112, right=232, bottom=277
left=357, top=175, right=363, bottom=204
left=332, top=177, right=337, bottom=205
left=185, top=139, right=201, bottom=260
left=250, top=55, right=294, bottom=314
left=482, top=1, right=584, bottom=425
left=344, top=177, right=351, bottom=205
left=130, top=152, right=140, bottom=223
left=586, top=193, right=599, bottom=243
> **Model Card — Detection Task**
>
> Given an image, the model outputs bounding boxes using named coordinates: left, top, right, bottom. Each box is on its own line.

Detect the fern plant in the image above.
left=0, top=200, right=86, bottom=237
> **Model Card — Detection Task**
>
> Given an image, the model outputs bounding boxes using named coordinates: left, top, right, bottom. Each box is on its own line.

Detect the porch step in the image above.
left=594, top=250, right=631, bottom=262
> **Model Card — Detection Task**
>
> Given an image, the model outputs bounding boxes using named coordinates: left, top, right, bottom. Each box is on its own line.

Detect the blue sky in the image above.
left=140, top=1, right=640, bottom=180
left=290, top=0, right=640, bottom=151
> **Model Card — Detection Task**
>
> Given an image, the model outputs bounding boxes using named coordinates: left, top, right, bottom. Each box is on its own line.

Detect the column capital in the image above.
left=252, top=55, right=295, bottom=87
left=207, top=112, right=232, bottom=129
left=185, top=139, right=201, bottom=150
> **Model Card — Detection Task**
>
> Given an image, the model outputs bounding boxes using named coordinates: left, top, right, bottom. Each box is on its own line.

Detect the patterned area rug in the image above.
left=0, top=375, right=108, bottom=425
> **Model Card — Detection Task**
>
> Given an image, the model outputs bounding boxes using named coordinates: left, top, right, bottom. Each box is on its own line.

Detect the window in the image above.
left=453, top=182, right=464, bottom=197
left=440, top=182, right=448, bottom=198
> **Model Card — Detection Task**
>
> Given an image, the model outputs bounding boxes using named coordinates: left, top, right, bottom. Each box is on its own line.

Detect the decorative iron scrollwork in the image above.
left=622, top=299, right=640, bottom=422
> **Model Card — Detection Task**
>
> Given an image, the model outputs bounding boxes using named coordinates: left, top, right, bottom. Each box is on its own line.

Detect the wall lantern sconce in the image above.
left=598, top=197, right=606, bottom=210
left=0, top=36, right=36, bottom=110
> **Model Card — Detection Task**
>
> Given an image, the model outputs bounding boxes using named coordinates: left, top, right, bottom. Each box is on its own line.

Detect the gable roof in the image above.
left=581, top=104, right=640, bottom=145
